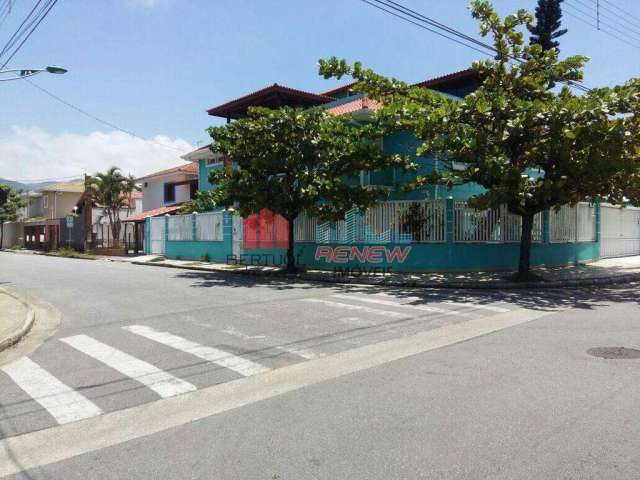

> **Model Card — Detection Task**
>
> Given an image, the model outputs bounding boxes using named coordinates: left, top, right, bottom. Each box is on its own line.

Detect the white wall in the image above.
left=141, top=173, right=195, bottom=212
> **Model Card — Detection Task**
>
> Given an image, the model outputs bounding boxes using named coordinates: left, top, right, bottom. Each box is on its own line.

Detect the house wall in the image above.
left=141, top=174, right=195, bottom=211
left=41, top=191, right=83, bottom=220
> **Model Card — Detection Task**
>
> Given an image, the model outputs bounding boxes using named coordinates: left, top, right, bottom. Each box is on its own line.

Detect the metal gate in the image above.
left=150, top=217, right=165, bottom=255
left=600, top=204, right=640, bottom=258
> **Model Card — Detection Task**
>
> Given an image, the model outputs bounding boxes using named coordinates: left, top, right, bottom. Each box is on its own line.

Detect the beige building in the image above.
left=20, top=180, right=85, bottom=250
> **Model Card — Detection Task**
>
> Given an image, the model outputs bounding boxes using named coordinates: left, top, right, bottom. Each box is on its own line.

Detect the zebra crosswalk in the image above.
left=0, top=290, right=514, bottom=439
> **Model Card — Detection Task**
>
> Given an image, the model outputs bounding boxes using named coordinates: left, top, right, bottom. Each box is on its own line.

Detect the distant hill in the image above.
left=0, top=178, right=54, bottom=192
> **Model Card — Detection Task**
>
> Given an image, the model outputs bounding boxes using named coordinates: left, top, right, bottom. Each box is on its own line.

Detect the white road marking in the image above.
left=60, top=335, right=196, bottom=399
left=336, top=294, right=476, bottom=318
left=301, top=298, right=408, bottom=318
left=123, top=325, right=270, bottom=377
left=222, top=326, right=318, bottom=360
left=440, top=301, right=509, bottom=313
left=1, top=357, right=102, bottom=425
left=334, top=316, right=377, bottom=327
left=373, top=292, right=509, bottom=313
left=0, top=307, right=555, bottom=477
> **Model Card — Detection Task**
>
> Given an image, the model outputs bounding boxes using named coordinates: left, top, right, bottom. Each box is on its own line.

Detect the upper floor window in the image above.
left=164, top=183, right=176, bottom=203
left=43, top=195, right=48, bottom=208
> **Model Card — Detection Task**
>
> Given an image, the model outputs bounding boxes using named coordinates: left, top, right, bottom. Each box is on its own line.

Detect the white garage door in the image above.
left=600, top=204, right=640, bottom=258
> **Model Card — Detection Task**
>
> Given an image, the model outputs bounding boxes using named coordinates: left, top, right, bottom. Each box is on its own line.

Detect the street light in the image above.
left=0, top=65, right=67, bottom=82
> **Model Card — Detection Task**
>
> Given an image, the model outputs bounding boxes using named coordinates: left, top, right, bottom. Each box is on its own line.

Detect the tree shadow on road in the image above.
left=174, top=269, right=639, bottom=312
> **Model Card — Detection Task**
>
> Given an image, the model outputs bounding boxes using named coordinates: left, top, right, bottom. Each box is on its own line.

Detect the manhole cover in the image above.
left=587, top=347, right=640, bottom=359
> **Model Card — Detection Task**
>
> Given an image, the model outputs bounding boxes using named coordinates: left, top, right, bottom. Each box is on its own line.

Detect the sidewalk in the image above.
left=125, top=254, right=640, bottom=289
left=0, top=287, right=35, bottom=352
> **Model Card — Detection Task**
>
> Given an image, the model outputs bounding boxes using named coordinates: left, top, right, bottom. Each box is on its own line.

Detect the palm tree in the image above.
left=87, top=167, right=139, bottom=248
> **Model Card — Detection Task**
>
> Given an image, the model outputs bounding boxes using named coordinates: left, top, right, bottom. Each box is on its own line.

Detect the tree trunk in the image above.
left=518, top=212, right=534, bottom=274
left=286, top=217, right=296, bottom=273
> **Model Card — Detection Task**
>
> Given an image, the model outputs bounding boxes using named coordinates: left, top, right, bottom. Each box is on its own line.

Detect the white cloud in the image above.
left=0, top=126, right=194, bottom=182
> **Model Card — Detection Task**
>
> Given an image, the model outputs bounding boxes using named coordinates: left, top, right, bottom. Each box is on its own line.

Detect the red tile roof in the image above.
left=207, top=84, right=334, bottom=119
left=137, top=162, right=198, bottom=181
left=122, top=204, right=185, bottom=222
left=412, top=68, right=479, bottom=89
left=326, top=97, right=383, bottom=116
left=320, top=68, right=480, bottom=97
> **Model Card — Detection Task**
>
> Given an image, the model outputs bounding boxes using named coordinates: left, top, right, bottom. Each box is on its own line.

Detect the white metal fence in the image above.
left=294, top=200, right=446, bottom=244
left=149, top=217, right=165, bottom=255
left=167, top=215, right=192, bottom=241
left=454, top=203, right=543, bottom=243
left=196, top=213, right=223, bottom=241
left=600, top=204, right=640, bottom=258
left=166, top=212, right=224, bottom=242
left=549, top=203, right=596, bottom=243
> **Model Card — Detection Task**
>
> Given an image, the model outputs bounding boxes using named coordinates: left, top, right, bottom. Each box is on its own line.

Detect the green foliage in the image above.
left=178, top=190, right=217, bottom=214
left=319, top=0, right=640, bottom=273
left=207, top=105, right=415, bottom=271
left=0, top=184, right=25, bottom=248
left=528, top=0, right=567, bottom=52
left=0, top=184, right=24, bottom=223
left=87, top=167, right=139, bottom=248
left=57, top=246, right=81, bottom=258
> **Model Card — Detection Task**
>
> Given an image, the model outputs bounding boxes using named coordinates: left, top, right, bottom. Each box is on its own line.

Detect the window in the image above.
left=164, top=183, right=176, bottom=203
left=43, top=195, right=48, bottom=208
left=190, top=182, right=198, bottom=199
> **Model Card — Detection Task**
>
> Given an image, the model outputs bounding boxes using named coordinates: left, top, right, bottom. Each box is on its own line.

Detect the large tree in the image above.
left=528, top=0, right=567, bottom=52
left=319, top=0, right=640, bottom=276
left=87, top=167, right=139, bottom=248
left=208, top=106, right=414, bottom=272
left=0, top=184, right=25, bottom=248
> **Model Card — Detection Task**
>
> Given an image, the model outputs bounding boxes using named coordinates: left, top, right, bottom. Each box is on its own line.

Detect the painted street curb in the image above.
left=131, top=260, right=640, bottom=290
left=0, top=289, right=36, bottom=353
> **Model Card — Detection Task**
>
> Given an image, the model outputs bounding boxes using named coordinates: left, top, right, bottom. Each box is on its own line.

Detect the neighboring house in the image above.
left=20, top=180, right=85, bottom=251
left=138, top=162, right=198, bottom=213
left=122, top=162, right=198, bottom=254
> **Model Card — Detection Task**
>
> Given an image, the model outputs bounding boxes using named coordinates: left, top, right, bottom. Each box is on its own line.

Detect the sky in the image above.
left=1, top=0, right=639, bottom=182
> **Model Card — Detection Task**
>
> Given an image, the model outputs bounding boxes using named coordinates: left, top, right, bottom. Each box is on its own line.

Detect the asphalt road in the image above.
left=1, top=252, right=639, bottom=479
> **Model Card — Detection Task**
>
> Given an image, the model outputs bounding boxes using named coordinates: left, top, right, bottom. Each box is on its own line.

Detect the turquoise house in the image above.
left=150, top=69, right=601, bottom=272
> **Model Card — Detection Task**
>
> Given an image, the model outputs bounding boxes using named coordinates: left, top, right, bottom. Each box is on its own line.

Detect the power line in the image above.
left=563, top=2, right=640, bottom=49
left=600, top=0, right=640, bottom=26
left=577, top=0, right=640, bottom=36
left=0, top=0, right=15, bottom=30
left=361, top=0, right=591, bottom=93
left=360, top=0, right=490, bottom=56
left=23, top=78, right=191, bottom=154
left=565, top=0, right=640, bottom=43
left=0, top=0, right=58, bottom=70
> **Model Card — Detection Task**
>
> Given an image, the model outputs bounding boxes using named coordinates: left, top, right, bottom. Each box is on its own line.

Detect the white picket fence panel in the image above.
left=294, top=200, right=446, bottom=244
left=454, top=203, right=542, bottom=243
left=196, top=212, right=223, bottom=241
left=600, top=204, right=640, bottom=258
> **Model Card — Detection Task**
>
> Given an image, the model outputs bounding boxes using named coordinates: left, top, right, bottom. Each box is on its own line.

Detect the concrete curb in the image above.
left=131, top=260, right=640, bottom=290
left=0, top=249, right=97, bottom=260
left=0, top=289, right=36, bottom=353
